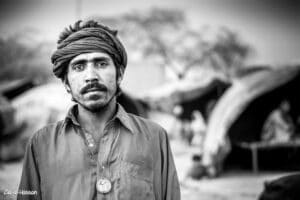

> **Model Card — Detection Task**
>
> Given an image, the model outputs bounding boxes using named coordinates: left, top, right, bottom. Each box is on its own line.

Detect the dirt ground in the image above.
left=0, top=139, right=291, bottom=200
left=172, top=140, right=293, bottom=200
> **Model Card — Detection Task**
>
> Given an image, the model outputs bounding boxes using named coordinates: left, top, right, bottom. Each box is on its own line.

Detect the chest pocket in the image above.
left=115, top=159, right=155, bottom=200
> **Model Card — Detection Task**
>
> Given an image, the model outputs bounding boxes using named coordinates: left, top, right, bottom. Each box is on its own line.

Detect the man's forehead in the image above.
left=70, top=52, right=112, bottom=64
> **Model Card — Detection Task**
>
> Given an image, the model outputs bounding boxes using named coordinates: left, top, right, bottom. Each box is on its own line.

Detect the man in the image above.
left=18, top=20, right=180, bottom=200
left=262, top=100, right=294, bottom=142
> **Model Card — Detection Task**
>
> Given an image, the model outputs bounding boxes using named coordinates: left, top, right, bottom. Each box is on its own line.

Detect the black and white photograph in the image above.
left=0, top=0, right=300, bottom=199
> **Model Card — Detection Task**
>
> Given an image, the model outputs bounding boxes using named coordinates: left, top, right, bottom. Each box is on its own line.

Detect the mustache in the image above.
left=80, top=82, right=108, bottom=94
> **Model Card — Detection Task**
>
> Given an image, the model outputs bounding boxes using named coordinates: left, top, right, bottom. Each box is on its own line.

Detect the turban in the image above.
left=51, top=25, right=127, bottom=79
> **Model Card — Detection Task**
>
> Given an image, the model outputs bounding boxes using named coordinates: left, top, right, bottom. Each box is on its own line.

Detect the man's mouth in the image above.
left=85, top=88, right=103, bottom=93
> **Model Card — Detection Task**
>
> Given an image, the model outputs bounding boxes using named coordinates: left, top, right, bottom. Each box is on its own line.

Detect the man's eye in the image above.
left=95, top=61, right=108, bottom=68
left=72, top=64, right=85, bottom=71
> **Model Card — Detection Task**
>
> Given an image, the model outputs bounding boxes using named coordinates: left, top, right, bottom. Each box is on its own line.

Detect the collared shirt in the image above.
left=18, top=104, right=180, bottom=200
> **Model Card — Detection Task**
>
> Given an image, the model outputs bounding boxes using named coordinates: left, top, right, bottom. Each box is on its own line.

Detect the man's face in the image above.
left=65, top=52, right=122, bottom=112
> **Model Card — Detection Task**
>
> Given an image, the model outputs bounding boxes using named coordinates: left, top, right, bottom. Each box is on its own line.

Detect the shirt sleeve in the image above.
left=17, top=136, right=42, bottom=200
left=160, top=129, right=181, bottom=200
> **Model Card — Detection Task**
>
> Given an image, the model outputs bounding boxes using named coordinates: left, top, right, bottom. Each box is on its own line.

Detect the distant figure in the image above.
left=259, top=173, right=300, bottom=200
left=262, top=100, right=294, bottom=142
left=18, top=20, right=180, bottom=200
left=187, top=111, right=219, bottom=180
left=190, top=110, right=206, bottom=147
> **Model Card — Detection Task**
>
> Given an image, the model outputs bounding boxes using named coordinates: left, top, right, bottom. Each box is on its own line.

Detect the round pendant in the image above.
left=96, top=178, right=112, bottom=194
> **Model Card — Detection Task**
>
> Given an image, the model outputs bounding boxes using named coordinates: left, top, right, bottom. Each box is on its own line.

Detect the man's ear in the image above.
left=62, top=78, right=71, bottom=93
left=117, top=66, right=124, bottom=85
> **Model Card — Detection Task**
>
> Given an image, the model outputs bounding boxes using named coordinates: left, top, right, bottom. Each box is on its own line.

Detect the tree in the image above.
left=90, top=8, right=252, bottom=82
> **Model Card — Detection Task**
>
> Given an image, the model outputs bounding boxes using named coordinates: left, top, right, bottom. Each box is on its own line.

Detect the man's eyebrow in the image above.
left=93, top=57, right=110, bottom=62
left=70, top=57, right=111, bottom=65
left=70, top=59, right=86, bottom=65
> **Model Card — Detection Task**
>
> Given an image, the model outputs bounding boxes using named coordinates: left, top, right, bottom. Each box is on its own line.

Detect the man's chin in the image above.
left=84, top=92, right=105, bottom=100
left=81, top=102, right=108, bottom=113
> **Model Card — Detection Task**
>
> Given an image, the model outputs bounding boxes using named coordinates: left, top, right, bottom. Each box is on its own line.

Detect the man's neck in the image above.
left=77, top=98, right=117, bottom=135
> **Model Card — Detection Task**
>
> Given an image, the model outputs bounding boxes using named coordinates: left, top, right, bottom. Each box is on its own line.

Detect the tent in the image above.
left=201, top=65, right=300, bottom=168
left=140, top=72, right=229, bottom=120
left=0, top=78, right=36, bottom=136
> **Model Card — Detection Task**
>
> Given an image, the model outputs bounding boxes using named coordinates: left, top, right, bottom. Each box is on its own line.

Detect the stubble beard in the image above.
left=70, top=85, right=118, bottom=114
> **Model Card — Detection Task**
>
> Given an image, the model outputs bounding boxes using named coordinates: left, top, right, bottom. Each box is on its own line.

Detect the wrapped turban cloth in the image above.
left=51, top=26, right=127, bottom=79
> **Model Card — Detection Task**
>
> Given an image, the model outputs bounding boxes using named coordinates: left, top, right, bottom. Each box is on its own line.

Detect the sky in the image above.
left=0, top=0, right=299, bottom=65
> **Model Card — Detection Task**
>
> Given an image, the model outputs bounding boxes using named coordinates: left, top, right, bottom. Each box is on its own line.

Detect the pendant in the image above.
left=96, top=178, right=112, bottom=194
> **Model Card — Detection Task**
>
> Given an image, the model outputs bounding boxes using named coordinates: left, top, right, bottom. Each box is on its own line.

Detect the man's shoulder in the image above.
left=31, top=120, right=65, bottom=143
left=126, top=113, right=166, bottom=135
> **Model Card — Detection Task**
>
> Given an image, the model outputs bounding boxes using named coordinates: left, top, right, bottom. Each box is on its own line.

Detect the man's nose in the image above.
left=85, top=64, right=99, bottom=83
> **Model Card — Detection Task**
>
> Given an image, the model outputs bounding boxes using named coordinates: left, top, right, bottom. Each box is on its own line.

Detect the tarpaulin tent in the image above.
left=140, top=72, right=229, bottom=120
left=0, top=78, right=35, bottom=100
left=202, top=65, right=300, bottom=169
left=0, top=78, right=36, bottom=137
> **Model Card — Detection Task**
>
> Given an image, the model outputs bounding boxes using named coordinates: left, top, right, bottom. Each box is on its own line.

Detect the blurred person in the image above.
left=190, top=110, right=206, bottom=147
left=17, top=20, right=180, bottom=200
left=186, top=110, right=207, bottom=180
left=262, top=100, right=294, bottom=142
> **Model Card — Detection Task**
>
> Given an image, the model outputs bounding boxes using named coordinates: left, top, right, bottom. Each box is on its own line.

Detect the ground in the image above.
left=172, top=140, right=290, bottom=200
left=0, top=139, right=291, bottom=200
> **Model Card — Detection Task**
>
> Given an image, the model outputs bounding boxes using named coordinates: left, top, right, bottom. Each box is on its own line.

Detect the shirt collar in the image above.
left=114, top=103, right=135, bottom=134
left=65, top=103, right=135, bottom=134
left=65, top=104, right=80, bottom=126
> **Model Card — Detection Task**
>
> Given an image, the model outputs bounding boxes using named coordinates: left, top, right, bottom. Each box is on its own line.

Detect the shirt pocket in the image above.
left=115, top=160, right=155, bottom=200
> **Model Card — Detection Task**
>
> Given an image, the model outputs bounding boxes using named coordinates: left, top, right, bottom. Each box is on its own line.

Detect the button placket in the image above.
left=98, top=129, right=109, bottom=167
left=85, top=132, right=95, bottom=148
left=76, top=127, right=97, bottom=163
left=96, top=125, right=114, bottom=199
